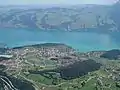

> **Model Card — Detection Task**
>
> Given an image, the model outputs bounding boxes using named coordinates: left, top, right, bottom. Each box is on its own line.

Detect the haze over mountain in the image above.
left=0, top=1, right=120, bottom=32
left=0, top=0, right=118, bottom=5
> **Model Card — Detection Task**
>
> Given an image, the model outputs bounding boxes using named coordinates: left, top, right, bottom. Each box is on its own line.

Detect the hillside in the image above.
left=0, top=3, right=120, bottom=32
left=0, top=43, right=120, bottom=90
left=0, top=43, right=102, bottom=90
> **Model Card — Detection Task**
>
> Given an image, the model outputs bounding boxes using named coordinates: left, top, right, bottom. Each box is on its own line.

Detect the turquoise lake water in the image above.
left=0, top=29, right=120, bottom=52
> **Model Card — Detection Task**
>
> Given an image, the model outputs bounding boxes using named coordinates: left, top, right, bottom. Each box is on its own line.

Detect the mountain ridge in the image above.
left=0, top=2, right=119, bottom=32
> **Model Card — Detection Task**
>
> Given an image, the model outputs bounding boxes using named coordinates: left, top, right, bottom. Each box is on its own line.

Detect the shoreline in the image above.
left=3, top=42, right=119, bottom=53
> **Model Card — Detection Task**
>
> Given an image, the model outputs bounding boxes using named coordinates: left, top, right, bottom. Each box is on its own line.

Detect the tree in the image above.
left=116, top=82, right=120, bottom=88
left=81, top=81, right=86, bottom=87
left=52, top=79, right=58, bottom=85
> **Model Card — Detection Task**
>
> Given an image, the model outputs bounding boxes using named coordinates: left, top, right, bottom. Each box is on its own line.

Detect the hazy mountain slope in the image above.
left=0, top=3, right=119, bottom=32
left=110, top=1, right=120, bottom=30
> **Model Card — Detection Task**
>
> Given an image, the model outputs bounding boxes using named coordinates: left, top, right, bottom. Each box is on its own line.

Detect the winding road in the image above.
left=0, top=75, right=18, bottom=90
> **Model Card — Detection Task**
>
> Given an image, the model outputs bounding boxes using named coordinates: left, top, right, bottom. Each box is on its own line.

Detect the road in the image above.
left=0, top=75, right=18, bottom=90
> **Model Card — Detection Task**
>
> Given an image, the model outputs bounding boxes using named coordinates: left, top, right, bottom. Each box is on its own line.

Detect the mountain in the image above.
left=0, top=2, right=120, bottom=32
left=110, top=1, right=120, bottom=30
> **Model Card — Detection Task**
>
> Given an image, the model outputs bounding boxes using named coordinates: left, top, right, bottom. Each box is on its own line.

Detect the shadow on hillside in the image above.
left=29, top=59, right=101, bottom=80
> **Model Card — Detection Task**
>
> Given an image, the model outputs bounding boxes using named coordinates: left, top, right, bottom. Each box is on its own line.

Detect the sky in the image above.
left=0, top=0, right=118, bottom=5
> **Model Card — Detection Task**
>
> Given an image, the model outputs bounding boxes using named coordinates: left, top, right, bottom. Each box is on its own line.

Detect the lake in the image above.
left=0, top=29, right=120, bottom=52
